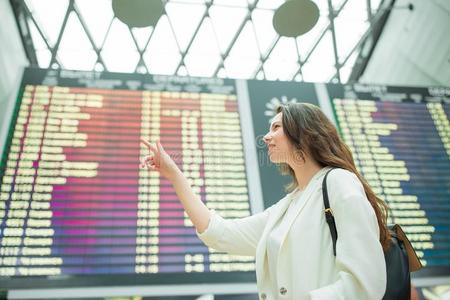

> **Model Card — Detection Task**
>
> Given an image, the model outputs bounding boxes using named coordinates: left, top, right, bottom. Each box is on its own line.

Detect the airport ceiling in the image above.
left=11, top=0, right=388, bottom=83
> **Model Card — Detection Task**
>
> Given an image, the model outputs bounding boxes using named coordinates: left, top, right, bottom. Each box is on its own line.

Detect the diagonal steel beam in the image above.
left=49, top=0, right=73, bottom=68
left=333, top=0, right=394, bottom=82
left=290, top=0, right=350, bottom=81
left=292, top=39, right=304, bottom=81
left=212, top=4, right=255, bottom=77
left=251, top=34, right=281, bottom=79
left=10, top=0, right=39, bottom=66
left=327, top=0, right=341, bottom=82
left=128, top=26, right=153, bottom=73
left=72, top=1, right=108, bottom=71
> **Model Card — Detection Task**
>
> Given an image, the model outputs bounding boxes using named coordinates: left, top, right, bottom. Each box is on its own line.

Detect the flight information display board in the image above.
left=0, top=68, right=255, bottom=288
left=1, top=69, right=449, bottom=290
left=328, top=84, right=450, bottom=276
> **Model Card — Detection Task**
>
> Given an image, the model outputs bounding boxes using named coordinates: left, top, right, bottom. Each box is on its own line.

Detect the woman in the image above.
left=140, top=103, right=390, bottom=300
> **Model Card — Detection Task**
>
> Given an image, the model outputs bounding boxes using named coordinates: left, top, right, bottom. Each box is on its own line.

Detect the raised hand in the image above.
left=140, top=139, right=179, bottom=179
left=140, top=138, right=210, bottom=232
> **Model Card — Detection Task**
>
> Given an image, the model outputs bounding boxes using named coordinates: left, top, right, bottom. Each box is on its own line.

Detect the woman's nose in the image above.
left=263, top=133, right=271, bottom=144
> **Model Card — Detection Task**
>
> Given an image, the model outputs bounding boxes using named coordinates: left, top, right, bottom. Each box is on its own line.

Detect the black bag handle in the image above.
left=322, top=168, right=338, bottom=256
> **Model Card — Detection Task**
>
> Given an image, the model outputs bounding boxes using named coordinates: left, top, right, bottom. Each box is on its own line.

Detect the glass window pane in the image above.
left=224, top=21, right=260, bottom=78
left=213, top=0, right=248, bottom=7
left=314, top=0, right=331, bottom=13
left=165, top=2, right=206, bottom=52
left=25, top=0, right=69, bottom=47
left=36, top=49, right=52, bottom=68
left=332, top=0, right=346, bottom=10
left=143, top=16, right=181, bottom=75
left=209, top=6, right=248, bottom=54
left=371, top=0, right=383, bottom=12
left=256, top=0, right=284, bottom=10
left=75, top=0, right=113, bottom=48
left=264, top=37, right=299, bottom=81
left=334, top=0, right=368, bottom=61
left=131, top=27, right=154, bottom=51
left=339, top=51, right=358, bottom=83
left=296, top=15, right=329, bottom=61
left=27, top=19, right=47, bottom=51
left=184, top=18, right=221, bottom=77
left=57, top=12, right=97, bottom=70
left=301, top=30, right=336, bottom=82
left=169, top=0, right=205, bottom=3
left=101, top=19, right=140, bottom=72
left=251, top=9, right=277, bottom=56
left=28, top=19, right=51, bottom=67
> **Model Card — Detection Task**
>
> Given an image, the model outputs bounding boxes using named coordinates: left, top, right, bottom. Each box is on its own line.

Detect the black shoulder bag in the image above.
left=322, top=168, right=423, bottom=300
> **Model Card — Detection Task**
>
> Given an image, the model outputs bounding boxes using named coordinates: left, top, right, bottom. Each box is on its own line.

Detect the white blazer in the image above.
left=198, top=167, right=386, bottom=300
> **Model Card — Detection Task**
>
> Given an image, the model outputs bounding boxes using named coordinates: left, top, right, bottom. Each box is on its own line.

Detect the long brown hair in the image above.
left=275, top=103, right=391, bottom=251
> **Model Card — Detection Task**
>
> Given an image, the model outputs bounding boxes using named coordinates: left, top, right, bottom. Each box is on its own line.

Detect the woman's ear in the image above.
left=291, top=148, right=306, bottom=165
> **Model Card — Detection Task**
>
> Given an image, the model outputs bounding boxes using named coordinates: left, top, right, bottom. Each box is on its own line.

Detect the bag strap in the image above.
left=322, top=168, right=338, bottom=256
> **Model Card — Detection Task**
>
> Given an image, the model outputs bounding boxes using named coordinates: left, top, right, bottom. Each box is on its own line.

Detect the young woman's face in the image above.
left=263, top=112, right=294, bottom=163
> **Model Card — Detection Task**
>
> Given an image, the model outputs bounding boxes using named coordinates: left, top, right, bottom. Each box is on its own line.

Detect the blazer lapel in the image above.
left=254, top=167, right=331, bottom=290
left=255, top=193, right=293, bottom=287
left=276, top=167, right=330, bottom=253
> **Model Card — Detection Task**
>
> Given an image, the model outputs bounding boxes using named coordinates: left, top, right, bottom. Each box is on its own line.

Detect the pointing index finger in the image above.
left=140, top=138, right=158, bottom=153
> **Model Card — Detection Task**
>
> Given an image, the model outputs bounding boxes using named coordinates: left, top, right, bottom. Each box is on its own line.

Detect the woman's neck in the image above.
left=291, top=159, right=323, bottom=191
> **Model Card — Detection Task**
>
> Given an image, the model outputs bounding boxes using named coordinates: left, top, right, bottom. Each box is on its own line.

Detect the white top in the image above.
left=197, top=167, right=386, bottom=300
left=267, top=188, right=302, bottom=294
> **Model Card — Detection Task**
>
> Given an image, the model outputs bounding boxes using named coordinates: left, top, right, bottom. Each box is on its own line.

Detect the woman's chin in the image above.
left=268, top=153, right=280, bottom=163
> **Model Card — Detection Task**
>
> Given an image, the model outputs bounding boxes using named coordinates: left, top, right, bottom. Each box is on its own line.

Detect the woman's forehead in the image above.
left=270, top=112, right=282, bottom=124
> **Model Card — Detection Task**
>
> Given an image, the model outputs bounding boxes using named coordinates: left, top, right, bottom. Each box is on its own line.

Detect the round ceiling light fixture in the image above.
left=112, top=0, right=164, bottom=28
left=273, top=0, right=320, bottom=37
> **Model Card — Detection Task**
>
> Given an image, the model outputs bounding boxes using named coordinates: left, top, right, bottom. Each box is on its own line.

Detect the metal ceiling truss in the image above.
left=10, top=0, right=390, bottom=83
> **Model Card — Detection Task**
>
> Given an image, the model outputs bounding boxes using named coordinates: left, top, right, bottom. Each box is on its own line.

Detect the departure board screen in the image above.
left=1, top=70, right=450, bottom=291
left=328, top=84, right=450, bottom=276
left=0, top=68, right=256, bottom=288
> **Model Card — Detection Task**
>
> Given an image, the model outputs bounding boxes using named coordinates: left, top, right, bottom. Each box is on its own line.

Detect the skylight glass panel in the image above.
left=332, top=0, right=347, bottom=10
left=57, top=12, right=97, bottom=70
left=296, top=15, right=329, bottom=61
left=339, top=51, right=358, bottom=83
left=35, top=49, right=52, bottom=68
left=209, top=5, right=248, bottom=54
left=184, top=18, right=221, bottom=77
left=27, top=20, right=51, bottom=67
left=27, top=19, right=47, bottom=51
left=301, top=31, right=336, bottom=82
left=101, top=19, right=140, bottom=72
left=171, top=0, right=205, bottom=4
left=75, top=0, right=114, bottom=48
left=256, top=0, right=284, bottom=10
left=251, top=9, right=278, bottom=56
left=165, top=2, right=206, bottom=52
left=24, top=0, right=69, bottom=47
left=224, top=21, right=260, bottom=78
left=334, top=0, right=369, bottom=61
left=370, top=0, right=383, bottom=12
left=19, top=0, right=381, bottom=82
left=264, top=37, right=299, bottom=81
left=143, top=15, right=181, bottom=75
left=313, top=0, right=331, bottom=13
left=130, top=27, right=154, bottom=51
left=213, top=0, right=248, bottom=7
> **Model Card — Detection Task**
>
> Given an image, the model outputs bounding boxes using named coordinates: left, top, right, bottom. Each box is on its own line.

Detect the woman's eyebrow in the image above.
left=269, top=121, right=280, bottom=129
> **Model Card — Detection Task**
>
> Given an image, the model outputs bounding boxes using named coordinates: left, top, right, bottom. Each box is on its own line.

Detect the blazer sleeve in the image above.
left=196, top=205, right=274, bottom=256
left=309, top=169, right=387, bottom=300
